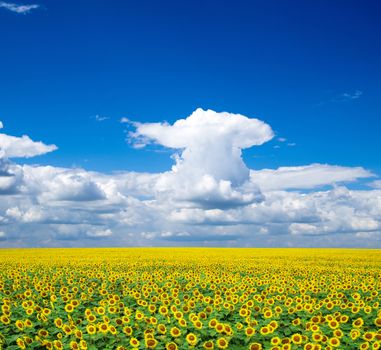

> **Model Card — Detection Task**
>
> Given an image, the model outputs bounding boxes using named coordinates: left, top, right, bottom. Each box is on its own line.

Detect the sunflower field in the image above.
left=0, top=248, right=380, bottom=350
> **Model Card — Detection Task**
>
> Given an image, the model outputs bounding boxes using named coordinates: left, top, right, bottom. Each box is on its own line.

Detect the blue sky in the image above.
left=0, top=0, right=380, bottom=247
left=1, top=0, right=380, bottom=173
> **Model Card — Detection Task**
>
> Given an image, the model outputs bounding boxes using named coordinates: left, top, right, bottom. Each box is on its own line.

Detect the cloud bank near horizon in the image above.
left=0, top=109, right=380, bottom=247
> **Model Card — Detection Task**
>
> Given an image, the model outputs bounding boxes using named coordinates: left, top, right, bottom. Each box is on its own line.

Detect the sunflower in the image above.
left=62, top=324, right=72, bottom=335
left=166, top=343, right=178, bottom=350
left=333, top=329, right=343, bottom=338
left=215, top=323, right=224, bottom=333
left=0, top=315, right=10, bottom=325
left=209, top=319, right=218, bottom=328
left=352, top=317, right=364, bottom=328
left=53, top=340, right=63, bottom=350
left=269, top=320, right=278, bottom=329
left=109, top=325, right=117, bottom=335
left=86, top=325, right=96, bottom=335
left=328, top=320, right=339, bottom=329
left=87, top=314, right=96, bottom=323
left=291, top=333, right=302, bottom=345
left=170, top=327, right=181, bottom=337
left=178, top=318, right=187, bottom=327
left=64, top=304, right=74, bottom=313
left=145, top=338, right=158, bottom=349
left=129, top=338, right=140, bottom=348
left=224, top=324, right=233, bottom=335
left=16, top=338, right=26, bottom=350
left=186, top=333, right=198, bottom=346
left=70, top=341, right=79, bottom=350
left=363, top=332, right=375, bottom=342
left=328, top=337, right=340, bottom=348
left=216, top=337, right=228, bottom=349
left=157, top=323, right=167, bottom=334
left=245, top=327, right=256, bottom=337
left=239, top=308, right=248, bottom=317
left=15, top=320, right=24, bottom=330
left=38, top=329, right=49, bottom=337
left=159, top=306, right=168, bottom=316
left=194, top=320, right=203, bottom=329
left=203, top=341, right=214, bottom=349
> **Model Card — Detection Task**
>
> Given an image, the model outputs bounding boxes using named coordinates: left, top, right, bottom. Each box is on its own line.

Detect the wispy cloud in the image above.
left=92, top=114, right=110, bottom=122
left=340, top=90, right=363, bottom=100
left=315, top=90, right=363, bottom=107
left=0, top=1, right=39, bottom=14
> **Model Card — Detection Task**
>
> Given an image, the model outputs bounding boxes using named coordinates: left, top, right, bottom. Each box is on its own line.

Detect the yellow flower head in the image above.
left=186, top=333, right=198, bottom=346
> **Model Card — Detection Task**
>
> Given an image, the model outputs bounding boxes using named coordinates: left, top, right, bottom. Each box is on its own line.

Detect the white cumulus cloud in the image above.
left=131, top=108, right=274, bottom=185
left=0, top=132, right=57, bottom=158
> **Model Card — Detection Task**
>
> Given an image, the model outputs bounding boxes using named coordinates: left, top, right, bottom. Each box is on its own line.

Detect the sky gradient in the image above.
left=0, top=0, right=380, bottom=247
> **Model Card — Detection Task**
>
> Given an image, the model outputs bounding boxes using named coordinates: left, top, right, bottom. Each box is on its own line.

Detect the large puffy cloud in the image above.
left=0, top=110, right=380, bottom=247
left=130, top=109, right=272, bottom=208
left=131, top=108, right=274, bottom=185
